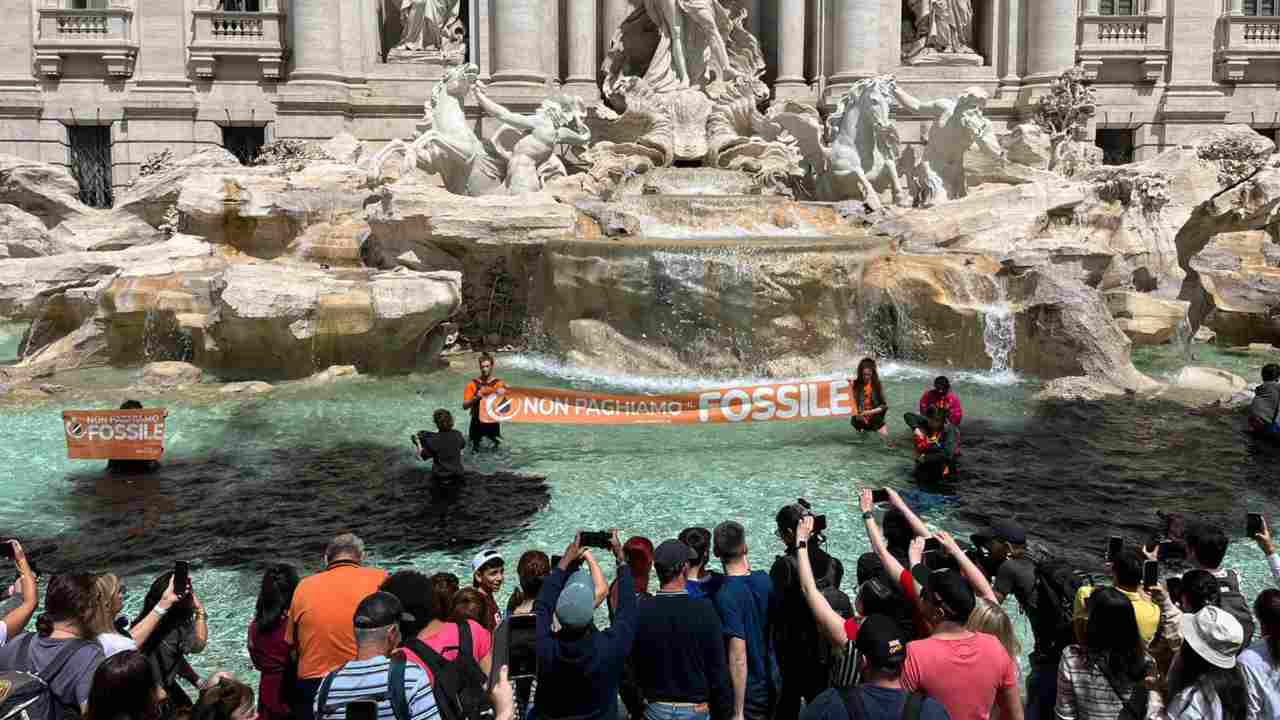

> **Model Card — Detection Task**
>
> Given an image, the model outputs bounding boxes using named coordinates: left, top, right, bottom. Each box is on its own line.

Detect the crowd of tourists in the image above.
left=5, top=489, right=1280, bottom=720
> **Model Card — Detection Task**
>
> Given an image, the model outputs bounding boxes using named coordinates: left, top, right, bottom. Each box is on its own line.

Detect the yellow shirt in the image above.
left=1073, top=584, right=1160, bottom=647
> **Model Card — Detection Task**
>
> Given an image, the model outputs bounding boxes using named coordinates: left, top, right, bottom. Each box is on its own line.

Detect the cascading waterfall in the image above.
left=978, top=279, right=1017, bottom=376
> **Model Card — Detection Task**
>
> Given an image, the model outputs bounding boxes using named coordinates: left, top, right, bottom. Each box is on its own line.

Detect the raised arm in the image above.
left=2, top=542, right=37, bottom=641
left=935, top=531, right=997, bottom=603
left=1253, top=518, right=1280, bottom=584
left=892, top=86, right=948, bottom=116
left=582, top=549, right=610, bottom=609
left=474, top=88, right=537, bottom=132
left=862, top=489, right=907, bottom=582
left=886, top=488, right=931, bottom=540
left=795, top=517, right=849, bottom=649
left=130, top=577, right=181, bottom=648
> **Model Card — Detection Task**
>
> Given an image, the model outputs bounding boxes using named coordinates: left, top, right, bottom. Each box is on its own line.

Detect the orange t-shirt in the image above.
left=285, top=563, right=389, bottom=679
left=464, top=378, right=508, bottom=415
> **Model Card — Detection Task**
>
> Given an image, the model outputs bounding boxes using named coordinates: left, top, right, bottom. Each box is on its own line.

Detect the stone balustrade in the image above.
left=1219, top=14, right=1280, bottom=81
left=33, top=2, right=137, bottom=78
left=1077, top=6, right=1168, bottom=82
left=188, top=2, right=285, bottom=81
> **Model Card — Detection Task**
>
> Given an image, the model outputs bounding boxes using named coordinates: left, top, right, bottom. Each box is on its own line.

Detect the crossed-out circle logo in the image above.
left=65, top=419, right=85, bottom=439
left=483, top=392, right=516, bottom=422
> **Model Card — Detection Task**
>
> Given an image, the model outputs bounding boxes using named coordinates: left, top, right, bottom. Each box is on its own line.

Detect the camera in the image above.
left=793, top=498, right=828, bottom=535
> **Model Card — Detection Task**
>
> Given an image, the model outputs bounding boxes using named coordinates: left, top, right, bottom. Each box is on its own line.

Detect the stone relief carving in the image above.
left=771, top=75, right=908, bottom=210
left=892, top=85, right=1004, bottom=207
left=596, top=0, right=769, bottom=166
left=385, top=0, right=466, bottom=64
left=365, top=64, right=590, bottom=196
left=902, top=0, right=982, bottom=66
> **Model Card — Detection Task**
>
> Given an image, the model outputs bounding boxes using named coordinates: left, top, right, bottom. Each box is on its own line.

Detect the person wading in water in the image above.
left=462, top=352, right=508, bottom=453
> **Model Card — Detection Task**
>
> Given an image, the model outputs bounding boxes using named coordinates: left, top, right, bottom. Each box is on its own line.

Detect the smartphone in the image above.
left=1248, top=513, right=1265, bottom=538
left=1106, top=536, right=1123, bottom=562
left=579, top=531, right=612, bottom=549
left=812, top=515, right=828, bottom=534
left=0, top=541, right=13, bottom=561
left=173, top=560, right=190, bottom=594
left=922, top=549, right=940, bottom=570
left=1143, top=560, right=1159, bottom=588
left=871, top=489, right=890, bottom=504
left=924, top=537, right=942, bottom=552
left=346, top=701, right=378, bottom=720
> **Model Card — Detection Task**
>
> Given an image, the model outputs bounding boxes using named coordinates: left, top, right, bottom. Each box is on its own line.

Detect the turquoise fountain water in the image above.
left=0, top=345, right=1276, bottom=684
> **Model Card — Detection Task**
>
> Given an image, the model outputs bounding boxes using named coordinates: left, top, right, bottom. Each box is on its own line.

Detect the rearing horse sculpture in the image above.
left=822, top=76, right=908, bottom=211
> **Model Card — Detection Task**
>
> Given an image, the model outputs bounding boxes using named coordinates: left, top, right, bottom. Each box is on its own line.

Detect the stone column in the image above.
left=829, top=0, right=879, bottom=89
left=774, top=0, right=807, bottom=97
left=1229, top=0, right=1243, bottom=14
left=1000, top=0, right=1022, bottom=84
left=1084, top=0, right=1099, bottom=14
left=491, top=0, right=546, bottom=87
left=291, top=0, right=343, bottom=82
left=565, top=0, right=600, bottom=99
left=542, top=0, right=560, bottom=87
left=1025, top=0, right=1075, bottom=83
left=602, top=0, right=632, bottom=52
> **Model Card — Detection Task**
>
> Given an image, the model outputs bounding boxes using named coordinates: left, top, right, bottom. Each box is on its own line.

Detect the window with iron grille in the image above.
left=1245, top=0, right=1280, bottom=15
left=222, top=126, right=266, bottom=166
left=1098, top=0, right=1137, bottom=14
left=71, top=0, right=109, bottom=8
left=1096, top=128, right=1136, bottom=166
left=68, top=125, right=113, bottom=209
left=218, top=0, right=262, bottom=10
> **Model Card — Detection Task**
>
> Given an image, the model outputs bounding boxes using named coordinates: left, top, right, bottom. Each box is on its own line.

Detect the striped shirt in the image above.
left=1055, top=646, right=1153, bottom=720
left=314, top=655, right=440, bottom=720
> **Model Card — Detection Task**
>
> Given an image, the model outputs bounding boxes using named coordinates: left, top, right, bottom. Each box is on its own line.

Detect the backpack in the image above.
left=1029, top=559, right=1093, bottom=661
left=1217, top=570, right=1257, bottom=648
left=404, top=624, right=493, bottom=720
left=315, top=655, right=410, bottom=720
left=839, top=685, right=926, bottom=720
left=0, top=635, right=94, bottom=720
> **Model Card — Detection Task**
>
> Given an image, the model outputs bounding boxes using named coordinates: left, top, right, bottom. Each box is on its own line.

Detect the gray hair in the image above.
left=325, top=533, right=366, bottom=564
left=354, top=624, right=395, bottom=647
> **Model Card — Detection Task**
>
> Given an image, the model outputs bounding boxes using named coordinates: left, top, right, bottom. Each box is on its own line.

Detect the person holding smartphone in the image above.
left=1071, top=545, right=1159, bottom=648
left=132, top=567, right=210, bottom=710
left=0, top=540, right=38, bottom=647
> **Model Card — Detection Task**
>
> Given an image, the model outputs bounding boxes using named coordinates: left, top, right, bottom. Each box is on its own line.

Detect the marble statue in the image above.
left=386, top=0, right=466, bottom=64
left=474, top=87, right=592, bottom=194
left=365, top=64, right=590, bottom=196
left=892, top=85, right=1004, bottom=207
left=902, top=0, right=982, bottom=66
left=598, top=0, right=767, bottom=164
left=769, top=76, right=907, bottom=210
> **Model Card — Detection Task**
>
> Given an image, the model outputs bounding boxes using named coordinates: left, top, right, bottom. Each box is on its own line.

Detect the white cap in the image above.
left=1180, top=605, right=1244, bottom=669
left=471, top=549, right=503, bottom=574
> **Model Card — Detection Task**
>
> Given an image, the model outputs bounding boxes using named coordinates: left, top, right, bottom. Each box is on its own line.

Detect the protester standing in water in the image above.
left=463, top=352, right=508, bottom=452
left=1249, top=363, right=1279, bottom=439
left=850, top=357, right=890, bottom=438
left=413, top=409, right=467, bottom=482
left=106, top=400, right=161, bottom=474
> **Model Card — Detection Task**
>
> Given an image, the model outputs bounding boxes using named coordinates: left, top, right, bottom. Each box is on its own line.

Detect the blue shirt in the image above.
left=801, top=686, right=951, bottom=720
left=711, top=572, right=778, bottom=704
left=314, top=655, right=440, bottom=720
left=686, top=572, right=723, bottom=601
left=534, top=568, right=638, bottom=720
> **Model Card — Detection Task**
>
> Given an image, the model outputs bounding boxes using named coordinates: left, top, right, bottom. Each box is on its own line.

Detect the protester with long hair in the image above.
left=132, top=569, right=209, bottom=711
left=0, top=573, right=106, bottom=714
left=1055, top=587, right=1155, bottom=720
left=248, top=564, right=299, bottom=720
left=1153, top=606, right=1248, bottom=720
left=1238, top=589, right=1280, bottom=719
left=850, top=357, right=890, bottom=437
left=84, top=650, right=167, bottom=720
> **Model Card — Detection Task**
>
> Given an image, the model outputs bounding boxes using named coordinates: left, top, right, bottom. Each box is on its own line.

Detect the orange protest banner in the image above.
left=479, top=381, right=858, bottom=425
left=63, top=409, right=166, bottom=461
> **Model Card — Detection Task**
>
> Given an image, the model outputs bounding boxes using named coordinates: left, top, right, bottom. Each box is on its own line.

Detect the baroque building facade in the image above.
left=0, top=0, right=1277, bottom=207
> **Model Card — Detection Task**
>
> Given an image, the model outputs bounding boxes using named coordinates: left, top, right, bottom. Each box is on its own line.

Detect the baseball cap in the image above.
left=911, top=565, right=976, bottom=623
left=856, top=614, right=908, bottom=669
left=471, top=549, right=503, bottom=574
left=353, top=592, right=415, bottom=630
left=554, top=568, right=596, bottom=629
left=973, top=519, right=1027, bottom=546
left=1181, top=605, right=1244, bottom=669
left=653, top=539, right=695, bottom=573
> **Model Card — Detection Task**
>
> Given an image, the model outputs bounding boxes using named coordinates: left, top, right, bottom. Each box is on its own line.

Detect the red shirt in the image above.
left=247, top=621, right=291, bottom=720
left=901, top=632, right=1017, bottom=720
left=897, top=568, right=932, bottom=639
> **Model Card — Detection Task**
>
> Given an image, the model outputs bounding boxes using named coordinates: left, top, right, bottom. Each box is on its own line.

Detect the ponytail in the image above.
left=36, top=613, right=53, bottom=637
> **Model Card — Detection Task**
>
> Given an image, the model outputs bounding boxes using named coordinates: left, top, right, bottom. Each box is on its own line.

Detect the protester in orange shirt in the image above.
left=284, top=533, right=388, bottom=720
left=849, top=358, right=889, bottom=438
left=462, top=353, right=508, bottom=453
